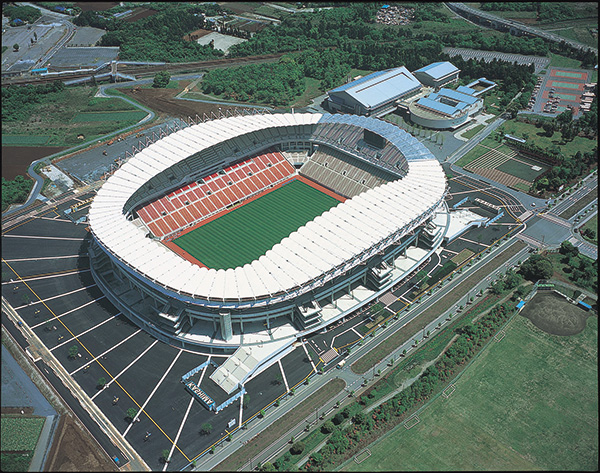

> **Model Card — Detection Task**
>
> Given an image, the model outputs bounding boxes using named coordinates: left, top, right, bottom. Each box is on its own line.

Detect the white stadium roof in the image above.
left=88, top=113, right=446, bottom=305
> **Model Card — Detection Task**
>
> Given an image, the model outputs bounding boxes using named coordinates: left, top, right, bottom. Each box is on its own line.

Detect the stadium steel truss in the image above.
left=88, top=113, right=449, bottom=359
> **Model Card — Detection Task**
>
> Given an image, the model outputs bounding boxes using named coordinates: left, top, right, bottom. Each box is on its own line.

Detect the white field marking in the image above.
left=27, top=291, right=102, bottom=324
left=164, top=358, right=210, bottom=470
left=302, top=341, right=318, bottom=373
left=51, top=312, right=121, bottom=351
left=3, top=268, right=91, bottom=285
left=70, top=328, right=142, bottom=376
left=122, top=348, right=184, bottom=437
left=351, top=327, right=362, bottom=337
left=91, top=340, right=159, bottom=401
left=3, top=254, right=86, bottom=262
left=397, top=295, right=411, bottom=303
left=14, top=284, right=96, bottom=310
left=278, top=359, right=290, bottom=392
left=2, top=234, right=85, bottom=241
left=441, top=248, right=459, bottom=255
left=31, top=296, right=105, bottom=330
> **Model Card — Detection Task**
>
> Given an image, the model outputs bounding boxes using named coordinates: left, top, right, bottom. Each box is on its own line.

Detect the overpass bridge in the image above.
left=446, top=3, right=598, bottom=55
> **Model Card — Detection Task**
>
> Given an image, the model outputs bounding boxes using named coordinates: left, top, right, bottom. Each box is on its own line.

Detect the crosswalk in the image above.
left=321, top=348, right=339, bottom=365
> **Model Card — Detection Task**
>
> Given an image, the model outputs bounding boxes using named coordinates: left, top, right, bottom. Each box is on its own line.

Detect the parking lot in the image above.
left=443, top=47, right=550, bottom=74
left=1, top=173, right=522, bottom=470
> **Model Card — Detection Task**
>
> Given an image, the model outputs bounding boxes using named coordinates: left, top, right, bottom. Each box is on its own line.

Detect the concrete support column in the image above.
left=220, top=312, right=233, bottom=341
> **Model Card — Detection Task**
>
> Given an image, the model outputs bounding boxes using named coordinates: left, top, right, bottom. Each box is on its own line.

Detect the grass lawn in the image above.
left=545, top=251, right=597, bottom=294
left=291, top=76, right=323, bottom=108
left=580, top=214, right=597, bottom=245
left=461, top=124, right=485, bottom=140
left=345, top=312, right=598, bottom=471
left=172, top=179, right=341, bottom=269
left=458, top=119, right=597, bottom=171
left=1, top=86, right=148, bottom=147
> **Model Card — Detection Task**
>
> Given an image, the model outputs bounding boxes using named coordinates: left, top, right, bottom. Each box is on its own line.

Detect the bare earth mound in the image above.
left=520, top=291, right=590, bottom=336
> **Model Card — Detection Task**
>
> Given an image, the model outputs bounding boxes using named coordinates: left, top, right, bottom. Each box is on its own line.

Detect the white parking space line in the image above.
left=302, top=341, right=318, bottom=372
left=30, top=295, right=105, bottom=328
left=36, top=216, right=74, bottom=223
left=3, top=254, right=86, bottom=262
left=2, top=269, right=90, bottom=285
left=3, top=234, right=85, bottom=241
left=91, top=340, right=159, bottom=400
left=70, top=328, right=142, bottom=376
left=51, top=312, right=121, bottom=351
left=122, top=348, right=184, bottom=437
left=15, top=284, right=97, bottom=310
left=278, top=359, right=290, bottom=393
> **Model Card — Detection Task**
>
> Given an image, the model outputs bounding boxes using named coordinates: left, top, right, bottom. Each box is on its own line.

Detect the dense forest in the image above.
left=2, top=176, right=34, bottom=212
left=201, top=58, right=305, bottom=105
left=2, top=80, right=65, bottom=122
left=77, top=3, right=226, bottom=62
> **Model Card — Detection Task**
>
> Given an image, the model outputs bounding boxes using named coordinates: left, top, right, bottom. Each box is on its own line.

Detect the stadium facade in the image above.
left=88, top=113, right=449, bottom=380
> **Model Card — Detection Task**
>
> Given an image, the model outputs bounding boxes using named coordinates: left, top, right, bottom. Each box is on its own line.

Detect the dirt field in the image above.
left=2, top=146, right=69, bottom=180
left=521, top=291, right=591, bottom=336
left=120, top=82, right=242, bottom=120
left=44, top=415, right=118, bottom=472
left=183, top=29, right=213, bottom=42
left=124, top=7, right=159, bottom=23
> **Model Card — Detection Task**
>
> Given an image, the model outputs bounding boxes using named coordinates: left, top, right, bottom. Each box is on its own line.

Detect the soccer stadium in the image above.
left=88, top=112, right=449, bottom=393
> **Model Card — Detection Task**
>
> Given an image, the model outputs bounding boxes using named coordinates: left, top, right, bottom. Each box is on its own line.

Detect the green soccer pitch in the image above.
left=172, top=179, right=341, bottom=269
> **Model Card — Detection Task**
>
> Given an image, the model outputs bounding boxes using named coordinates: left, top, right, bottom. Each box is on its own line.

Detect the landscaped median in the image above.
left=211, top=378, right=345, bottom=472
left=350, top=239, right=527, bottom=374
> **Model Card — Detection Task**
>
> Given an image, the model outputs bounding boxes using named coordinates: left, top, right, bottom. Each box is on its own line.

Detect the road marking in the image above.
left=3, top=234, right=85, bottom=241
left=2, top=268, right=90, bottom=285
left=92, top=340, right=159, bottom=400
left=51, top=312, right=120, bottom=350
left=31, top=296, right=105, bottom=329
left=2, top=254, right=86, bottom=262
left=15, top=284, right=98, bottom=311
left=70, top=329, right=142, bottom=376
left=123, top=349, right=184, bottom=438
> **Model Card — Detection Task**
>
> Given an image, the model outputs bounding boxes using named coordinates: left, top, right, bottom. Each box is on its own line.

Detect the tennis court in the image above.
left=548, top=81, right=583, bottom=90
left=172, top=179, right=342, bottom=269
left=552, top=70, right=585, bottom=79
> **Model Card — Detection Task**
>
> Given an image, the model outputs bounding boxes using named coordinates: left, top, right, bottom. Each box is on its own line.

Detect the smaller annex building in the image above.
left=409, top=87, right=483, bottom=129
left=413, top=61, right=460, bottom=89
left=325, top=66, right=422, bottom=117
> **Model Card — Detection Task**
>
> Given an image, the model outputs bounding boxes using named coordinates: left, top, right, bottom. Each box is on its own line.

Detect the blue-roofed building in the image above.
left=409, top=86, right=483, bottom=129
left=325, top=67, right=422, bottom=117
left=413, top=61, right=460, bottom=89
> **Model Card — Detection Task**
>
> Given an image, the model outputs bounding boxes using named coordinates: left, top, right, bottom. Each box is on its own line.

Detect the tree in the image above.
left=519, top=254, right=554, bottom=281
left=97, top=377, right=107, bottom=389
left=290, top=441, right=305, bottom=455
left=321, top=420, right=335, bottom=434
left=13, top=43, right=19, bottom=52
left=200, top=422, right=212, bottom=435
left=153, top=70, right=171, bottom=88
left=161, top=449, right=170, bottom=463
left=126, top=407, right=138, bottom=421
left=68, top=345, right=78, bottom=359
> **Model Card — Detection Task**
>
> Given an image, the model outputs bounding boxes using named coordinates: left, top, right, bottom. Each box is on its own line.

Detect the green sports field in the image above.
left=172, top=179, right=341, bottom=269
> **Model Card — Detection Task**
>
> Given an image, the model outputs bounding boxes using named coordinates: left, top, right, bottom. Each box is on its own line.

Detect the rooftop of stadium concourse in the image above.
left=89, top=113, right=446, bottom=305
